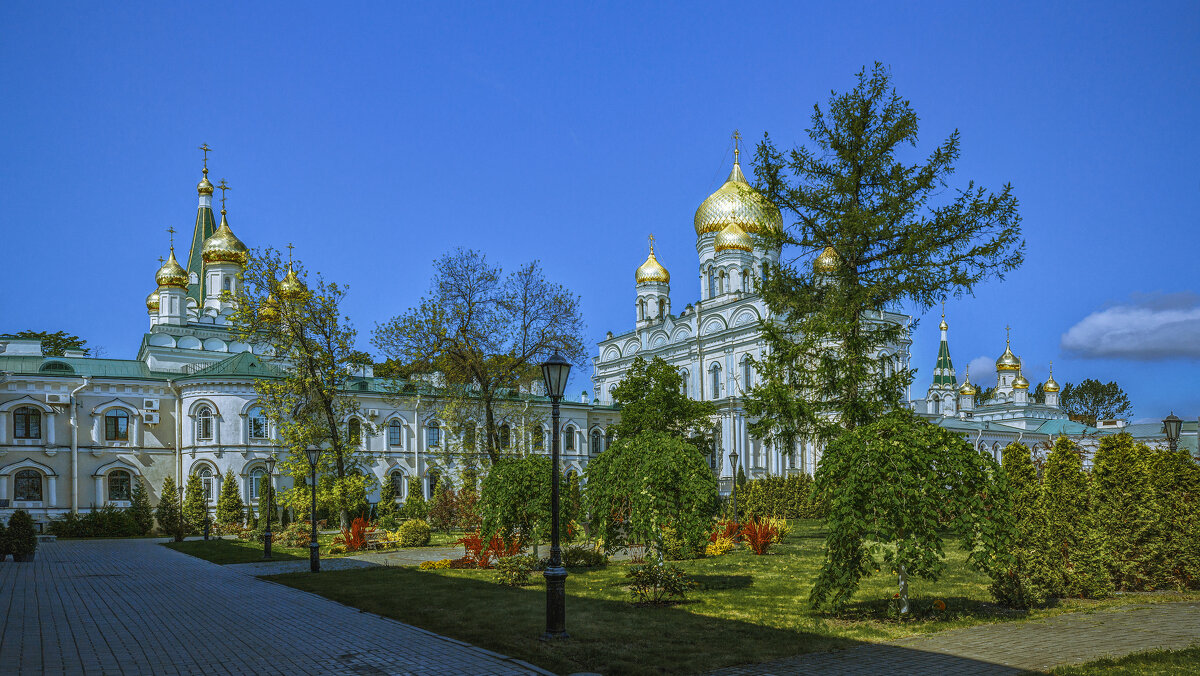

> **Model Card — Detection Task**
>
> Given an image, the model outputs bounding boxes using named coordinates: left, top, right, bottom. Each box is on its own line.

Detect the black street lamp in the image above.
left=1163, top=412, right=1183, bottom=452
left=263, top=456, right=277, bottom=560
left=541, top=348, right=571, bottom=640
left=305, top=445, right=322, bottom=573
left=728, top=449, right=740, bottom=525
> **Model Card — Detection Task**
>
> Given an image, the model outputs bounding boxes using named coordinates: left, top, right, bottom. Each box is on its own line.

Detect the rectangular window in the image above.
left=15, top=472, right=43, bottom=501
left=249, top=416, right=268, bottom=439
left=426, top=426, right=440, bottom=447
left=108, top=473, right=131, bottom=501
left=106, top=415, right=129, bottom=441
left=388, top=422, right=402, bottom=447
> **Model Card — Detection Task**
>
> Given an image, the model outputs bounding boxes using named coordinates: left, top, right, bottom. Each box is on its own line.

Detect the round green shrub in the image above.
left=397, top=518, right=431, bottom=547
left=8, top=510, right=38, bottom=556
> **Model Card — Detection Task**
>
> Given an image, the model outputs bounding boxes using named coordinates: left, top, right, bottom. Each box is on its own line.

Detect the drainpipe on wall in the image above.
left=168, top=380, right=182, bottom=497
left=69, top=376, right=91, bottom=514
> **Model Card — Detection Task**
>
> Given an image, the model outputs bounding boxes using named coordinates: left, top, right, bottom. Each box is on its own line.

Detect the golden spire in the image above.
left=286, top=242, right=295, bottom=263
left=732, top=129, right=741, bottom=165
left=939, top=301, right=948, bottom=331
left=648, top=233, right=655, bottom=254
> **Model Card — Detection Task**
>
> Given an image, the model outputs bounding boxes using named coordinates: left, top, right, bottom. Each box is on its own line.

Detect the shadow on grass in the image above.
left=691, top=574, right=754, bottom=591
left=268, top=566, right=1027, bottom=676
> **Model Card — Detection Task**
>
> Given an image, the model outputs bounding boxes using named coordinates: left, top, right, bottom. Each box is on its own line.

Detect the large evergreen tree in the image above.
left=983, top=442, right=1054, bottom=607
left=155, top=476, right=185, bottom=542
left=1149, top=447, right=1200, bottom=589
left=10, top=330, right=90, bottom=357
left=746, top=63, right=1023, bottom=445
left=182, top=473, right=209, bottom=535
left=375, top=475, right=400, bottom=521
left=215, top=468, right=245, bottom=525
left=129, top=477, right=154, bottom=535
left=1038, top=437, right=1112, bottom=598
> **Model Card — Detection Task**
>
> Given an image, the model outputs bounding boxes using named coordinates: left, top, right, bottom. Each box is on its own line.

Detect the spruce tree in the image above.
left=215, top=468, right=245, bottom=525
left=1039, top=437, right=1112, bottom=598
left=1091, top=433, right=1162, bottom=590
left=746, top=63, right=1023, bottom=445
left=985, top=442, right=1053, bottom=607
left=1148, top=447, right=1200, bottom=589
left=129, top=477, right=154, bottom=535
left=376, top=475, right=399, bottom=521
left=155, top=476, right=185, bottom=542
left=182, top=473, right=209, bottom=535
left=400, top=477, right=428, bottom=520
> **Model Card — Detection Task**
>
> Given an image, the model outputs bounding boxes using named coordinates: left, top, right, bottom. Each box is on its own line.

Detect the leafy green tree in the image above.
left=480, top=455, right=560, bottom=553
left=1032, top=382, right=1045, bottom=405
left=215, top=469, right=245, bottom=525
left=375, top=475, right=400, bottom=521
left=399, top=477, right=428, bottom=520
left=746, top=63, right=1023, bottom=447
left=976, top=385, right=997, bottom=406
left=231, top=246, right=378, bottom=530
left=372, top=248, right=585, bottom=464
left=129, top=477, right=154, bottom=535
left=809, top=410, right=995, bottom=612
left=1148, top=448, right=1200, bottom=589
left=155, top=476, right=185, bottom=542
left=428, top=480, right=458, bottom=532
left=1061, top=379, right=1133, bottom=426
left=611, top=356, right=716, bottom=447
left=182, top=473, right=208, bottom=534
left=983, top=442, right=1055, bottom=607
left=1091, top=433, right=1162, bottom=590
left=584, top=431, right=718, bottom=564
left=564, top=470, right=583, bottom=531
left=1039, top=437, right=1112, bottom=598
left=11, top=330, right=89, bottom=356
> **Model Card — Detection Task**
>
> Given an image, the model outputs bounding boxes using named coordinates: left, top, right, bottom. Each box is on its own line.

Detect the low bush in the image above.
left=276, top=522, right=315, bottom=548
left=709, top=519, right=740, bottom=543
left=419, top=558, right=452, bottom=570
left=705, top=537, right=736, bottom=557
left=456, top=532, right=522, bottom=569
left=8, top=510, right=38, bottom=556
left=663, top=525, right=704, bottom=560
left=397, top=519, right=431, bottom=547
left=562, top=544, right=607, bottom=568
left=626, top=562, right=694, bottom=604
left=48, top=505, right=141, bottom=538
left=0, top=519, right=9, bottom=559
left=740, top=518, right=779, bottom=555
left=495, top=554, right=539, bottom=586
left=334, top=517, right=375, bottom=552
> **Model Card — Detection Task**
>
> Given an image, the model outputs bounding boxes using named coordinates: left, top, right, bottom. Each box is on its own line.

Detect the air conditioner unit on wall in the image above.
left=143, top=398, right=160, bottom=411
left=46, top=393, right=70, bottom=405
left=368, top=409, right=380, bottom=417
left=143, top=412, right=160, bottom=424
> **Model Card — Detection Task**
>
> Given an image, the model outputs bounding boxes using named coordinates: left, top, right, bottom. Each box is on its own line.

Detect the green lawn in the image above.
left=163, top=529, right=464, bottom=565
left=267, top=520, right=1200, bottom=675
left=1041, top=644, right=1200, bottom=675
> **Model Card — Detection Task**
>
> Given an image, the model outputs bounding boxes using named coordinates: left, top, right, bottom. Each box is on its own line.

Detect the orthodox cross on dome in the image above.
left=167, top=226, right=177, bottom=250
left=198, top=143, right=212, bottom=175
left=286, top=242, right=295, bottom=263
left=158, top=256, right=164, bottom=266
left=732, top=129, right=741, bottom=164
left=217, top=179, right=231, bottom=211
left=648, top=233, right=655, bottom=254
left=1006, top=324, right=1011, bottom=345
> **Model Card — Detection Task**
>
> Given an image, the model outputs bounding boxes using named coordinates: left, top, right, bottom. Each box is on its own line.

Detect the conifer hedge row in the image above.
left=739, top=474, right=828, bottom=520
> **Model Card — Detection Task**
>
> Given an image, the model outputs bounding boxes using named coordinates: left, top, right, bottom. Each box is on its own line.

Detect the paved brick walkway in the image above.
left=0, top=539, right=549, bottom=675
left=711, top=600, right=1200, bottom=675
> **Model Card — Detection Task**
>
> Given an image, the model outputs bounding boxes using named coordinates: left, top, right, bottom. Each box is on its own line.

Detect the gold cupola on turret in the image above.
left=155, top=249, right=189, bottom=289
left=814, top=246, right=841, bottom=274
left=996, top=327, right=1021, bottom=372
left=259, top=294, right=279, bottom=322
left=714, top=222, right=753, bottom=253
left=278, top=264, right=306, bottom=300
left=1043, top=363, right=1060, bottom=393
left=1012, top=364, right=1030, bottom=390
left=694, top=131, right=782, bottom=238
left=202, top=209, right=249, bottom=266
left=145, top=289, right=161, bottom=313
left=635, top=238, right=670, bottom=284
left=958, top=368, right=977, bottom=396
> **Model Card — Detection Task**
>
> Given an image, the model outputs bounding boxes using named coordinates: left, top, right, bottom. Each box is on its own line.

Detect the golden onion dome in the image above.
left=996, top=341, right=1021, bottom=371
left=277, top=264, right=306, bottom=300
left=694, top=161, right=782, bottom=237
left=259, top=294, right=279, bottom=322
left=155, top=250, right=189, bottom=289
left=202, top=211, right=249, bottom=265
left=197, top=169, right=214, bottom=196
left=814, top=246, right=841, bottom=274
left=635, top=246, right=670, bottom=284
left=1044, top=363, right=1060, bottom=393
left=714, top=223, right=753, bottom=253
left=1013, top=372, right=1030, bottom=390
left=959, top=380, right=978, bottom=396
left=146, top=289, right=161, bottom=313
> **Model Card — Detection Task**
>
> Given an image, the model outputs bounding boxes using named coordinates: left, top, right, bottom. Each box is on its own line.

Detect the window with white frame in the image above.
left=199, top=467, right=214, bottom=502
left=426, top=421, right=441, bottom=447
left=390, top=471, right=406, bottom=500
left=710, top=363, right=722, bottom=399
left=196, top=406, right=214, bottom=441
left=463, top=425, right=476, bottom=451
left=14, top=469, right=43, bottom=501
left=591, top=429, right=602, bottom=454
left=499, top=424, right=511, bottom=450
left=388, top=419, right=403, bottom=447
left=14, top=406, right=42, bottom=439
left=108, top=470, right=132, bottom=501
left=565, top=425, right=576, bottom=451
left=742, top=358, right=753, bottom=393
left=248, top=408, right=269, bottom=439
left=349, top=418, right=361, bottom=445
left=680, top=369, right=689, bottom=398
left=249, top=468, right=265, bottom=501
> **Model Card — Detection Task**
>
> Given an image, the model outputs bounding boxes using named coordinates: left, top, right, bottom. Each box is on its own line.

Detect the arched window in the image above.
left=108, top=470, right=132, bottom=501
left=638, top=298, right=645, bottom=320
left=708, top=266, right=716, bottom=298
left=931, top=398, right=940, bottom=414
left=199, top=467, right=214, bottom=502
left=249, top=468, right=265, bottom=501
left=14, top=406, right=41, bottom=439
left=680, top=369, right=689, bottom=398
left=591, top=430, right=602, bottom=454
left=196, top=406, right=214, bottom=441
left=427, top=469, right=441, bottom=496
left=426, top=421, right=441, bottom=447
left=348, top=418, right=361, bottom=445
left=565, top=425, right=576, bottom=451
left=718, top=271, right=726, bottom=295
left=742, top=358, right=753, bottom=393
left=248, top=407, right=269, bottom=439
left=389, top=471, right=407, bottom=500
left=657, top=298, right=665, bottom=318
left=388, top=419, right=403, bottom=447
left=710, top=363, right=722, bottom=399
left=741, top=269, right=749, bottom=291
left=105, top=409, right=130, bottom=441
left=463, top=425, right=476, bottom=451
left=223, top=276, right=231, bottom=292
left=499, top=424, right=511, bottom=450
left=14, top=469, right=42, bottom=501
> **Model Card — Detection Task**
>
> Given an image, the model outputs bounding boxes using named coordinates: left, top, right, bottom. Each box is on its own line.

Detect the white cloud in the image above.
left=965, top=355, right=997, bottom=388
left=1062, top=293, right=1200, bottom=361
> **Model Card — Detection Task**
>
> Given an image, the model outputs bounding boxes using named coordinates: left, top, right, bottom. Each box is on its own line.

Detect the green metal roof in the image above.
left=932, top=335, right=956, bottom=387
left=178, top=351, right=283, bottom=380
left=0, top=355, right=174, bottom=380
left=184, top=202, right=217, bottom=305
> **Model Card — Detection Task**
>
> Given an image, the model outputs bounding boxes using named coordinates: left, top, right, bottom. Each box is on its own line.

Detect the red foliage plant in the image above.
left=739, top=519, right=778, bottom=555
left=455, top=532, right=522, bottom=569
left=710, top=519, right=740, bottom=543
left=333, top=517, right=374, bottom=552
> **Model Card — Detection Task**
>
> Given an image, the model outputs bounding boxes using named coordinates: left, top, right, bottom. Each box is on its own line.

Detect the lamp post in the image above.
left=1163, top=412, right=1183, bottom=452
left=263, top=456, right=276, bottom=560
left=305, top=445, right=322, bottom=573
left=540, top=349, right=571, bottom=640
left=728, top=449, right=740, bottom=525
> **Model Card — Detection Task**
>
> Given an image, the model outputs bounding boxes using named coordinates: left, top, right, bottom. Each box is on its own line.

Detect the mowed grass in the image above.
left=268, top=520, right=1200, bottom=675
left=163, top=529, right=463, bottom=565
left=1042, top=644, right=1200, bottom=675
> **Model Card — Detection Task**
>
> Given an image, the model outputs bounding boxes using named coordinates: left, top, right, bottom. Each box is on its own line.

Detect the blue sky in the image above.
left=2, top=2, right=1197, bottom=421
